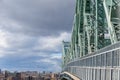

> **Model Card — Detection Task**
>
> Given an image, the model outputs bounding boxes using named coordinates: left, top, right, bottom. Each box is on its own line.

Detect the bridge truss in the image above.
left=62, top=0, right=120, bottom=80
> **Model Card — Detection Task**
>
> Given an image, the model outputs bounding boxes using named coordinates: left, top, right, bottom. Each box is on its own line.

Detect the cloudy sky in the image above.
left=0, top=0, right=75, bottom=72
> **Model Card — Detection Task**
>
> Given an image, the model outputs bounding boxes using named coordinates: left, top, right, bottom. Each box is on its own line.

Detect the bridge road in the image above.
left=61, top=71, right=80, bottom=80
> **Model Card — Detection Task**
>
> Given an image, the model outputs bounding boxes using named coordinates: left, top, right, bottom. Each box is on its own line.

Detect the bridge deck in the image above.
left=62, top=71, right=80, bottom=80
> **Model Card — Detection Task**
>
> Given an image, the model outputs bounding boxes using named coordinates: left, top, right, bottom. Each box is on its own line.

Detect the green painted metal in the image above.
left=62, top=0, right=120, bottom=68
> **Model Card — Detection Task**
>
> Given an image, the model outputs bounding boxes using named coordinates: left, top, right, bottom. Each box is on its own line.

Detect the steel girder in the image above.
left=70, top=0, right=120, bottom=58
left=103, top=0, right=120, bottom=42
left=62, top=41, right=71, bottom=67
left=62, top=0, right=120, bottom=66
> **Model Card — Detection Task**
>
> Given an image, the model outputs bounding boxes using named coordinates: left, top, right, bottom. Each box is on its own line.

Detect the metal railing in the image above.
left=63, top=41, right=120, bottom=80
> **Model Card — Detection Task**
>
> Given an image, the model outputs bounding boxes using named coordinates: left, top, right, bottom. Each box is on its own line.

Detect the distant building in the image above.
left=42, top=71, right=45, bottom=74
left=0, top=74, right=4, bottom=80
left=6, top=76, right=13, bottom=80
left=5, top=70, right=10, bottom=80
left=14, top=73, right=22, bottom=80
left=0, top=70, right=60, bottom=80
left=0, top=69, right=1, bottom=74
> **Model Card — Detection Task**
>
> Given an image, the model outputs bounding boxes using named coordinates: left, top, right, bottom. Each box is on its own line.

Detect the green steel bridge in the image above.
left=61, top=0, right=120, bottom=80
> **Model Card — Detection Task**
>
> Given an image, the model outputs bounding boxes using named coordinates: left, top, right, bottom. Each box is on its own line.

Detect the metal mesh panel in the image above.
left=63, top=42, right=120, bottom=80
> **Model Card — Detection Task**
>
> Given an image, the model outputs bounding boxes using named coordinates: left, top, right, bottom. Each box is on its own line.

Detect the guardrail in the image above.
left=63, top=42, right=120, bottom=80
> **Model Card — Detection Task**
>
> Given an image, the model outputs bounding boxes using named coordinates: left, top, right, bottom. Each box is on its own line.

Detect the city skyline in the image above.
left=0, top=0, right=75, bottom=72
left=0, top=69, right=60, bottom=80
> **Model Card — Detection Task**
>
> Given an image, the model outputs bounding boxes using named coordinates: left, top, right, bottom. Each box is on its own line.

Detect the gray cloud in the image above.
left=0, top=0, right=75, bottom=36
left=0, top=0, right=75, bottom=72
left=0, top=29, right=71, bottom=71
